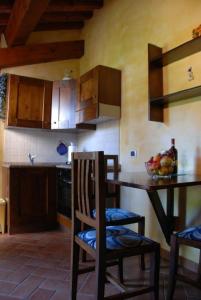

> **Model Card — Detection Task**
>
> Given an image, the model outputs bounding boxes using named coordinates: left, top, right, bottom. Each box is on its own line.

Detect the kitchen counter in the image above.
left=1, top=162, right=118, bottom=171
left=1, top=162, right=71, bottom=168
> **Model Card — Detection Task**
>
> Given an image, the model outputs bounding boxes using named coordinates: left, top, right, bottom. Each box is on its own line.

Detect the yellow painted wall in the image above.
left=80, top=0, right=201, bottom=262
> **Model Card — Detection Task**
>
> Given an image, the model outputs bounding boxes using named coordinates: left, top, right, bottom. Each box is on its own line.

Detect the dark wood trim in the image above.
left=151, top=35, right=201, bottom=67
left=47, top=1, right=103, bottom=13
left=5, top=0, right=49, bottom=46
left=148, top=38, right=201, bottom=122
left=178, top=187, right=187, bottom=231
left=0, top=40, right=84, bottom=68
left=76, top=123, right=96, bottom=130
left=35, top=21, right=84, bottom=31
left=150, top=85, right=201, bottom=105
left=41, top=11, right=93, bottom=22
left=0, top=2, right=13, bottom=14
left=148, top=44, right=163, bottom=122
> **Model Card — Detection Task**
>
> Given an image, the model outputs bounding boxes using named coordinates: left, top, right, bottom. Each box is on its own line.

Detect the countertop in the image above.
left=1, top=162, right=72, bottom=169
left=1, top=163, right=118, bottom=171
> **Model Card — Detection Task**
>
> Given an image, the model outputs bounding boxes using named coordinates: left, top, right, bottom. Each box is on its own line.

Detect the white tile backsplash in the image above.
left=77, top=120, right=120, bottom=155
left=3, top=120, right=120, bottom=163
left=3, top=128, right=77, bottom=163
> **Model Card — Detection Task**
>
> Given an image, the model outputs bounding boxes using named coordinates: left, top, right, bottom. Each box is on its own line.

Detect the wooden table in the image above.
left=107, top=172, right=201, bottom=245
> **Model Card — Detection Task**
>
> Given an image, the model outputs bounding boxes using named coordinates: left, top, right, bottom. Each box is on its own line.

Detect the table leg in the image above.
left=167, top=188, right=176, bottom=233
left=147, top=190, right=173, bottom=245
left=167, top=188, right=174, bottom=218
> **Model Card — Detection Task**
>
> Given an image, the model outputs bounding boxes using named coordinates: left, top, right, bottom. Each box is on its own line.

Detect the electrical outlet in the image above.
left=130, top=150, right=137, bottom=158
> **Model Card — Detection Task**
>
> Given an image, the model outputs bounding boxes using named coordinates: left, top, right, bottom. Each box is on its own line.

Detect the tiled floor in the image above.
left=0, top=230, right=200, bottom=300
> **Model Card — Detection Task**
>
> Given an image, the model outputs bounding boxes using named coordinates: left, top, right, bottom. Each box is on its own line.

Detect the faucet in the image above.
left=28, top=153, right=37, bottom=164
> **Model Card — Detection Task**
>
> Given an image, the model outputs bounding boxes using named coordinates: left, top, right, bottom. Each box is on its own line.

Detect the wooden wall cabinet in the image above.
left=76, top=65, right=121, bottom=124
left=51, top=79, right=76, bottom=129
left=6, top=74, right=52, bottom=128
left=2, top=166, right=57, bottom=234
left=148, top=36, right=201, bottom=122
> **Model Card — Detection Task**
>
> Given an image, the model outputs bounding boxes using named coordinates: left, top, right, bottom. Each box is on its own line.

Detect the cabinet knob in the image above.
left=54, top=121, right=57, bottom=124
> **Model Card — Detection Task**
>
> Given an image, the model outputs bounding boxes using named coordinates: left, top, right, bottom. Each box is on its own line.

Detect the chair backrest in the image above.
left=104, top=155, right=119, bottom=174
left=72, top=151, right=106, bottom=231
left=104, top=155, right=120, bottom=208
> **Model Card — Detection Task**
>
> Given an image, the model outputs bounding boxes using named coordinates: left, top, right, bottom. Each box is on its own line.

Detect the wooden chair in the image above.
left=81, top=154, right=145, bottom=274
left=167, top=225, right=201, bottom=300
left=71, top=151, right=160, bottom=299
left=103, top=155, right=145, bottom=271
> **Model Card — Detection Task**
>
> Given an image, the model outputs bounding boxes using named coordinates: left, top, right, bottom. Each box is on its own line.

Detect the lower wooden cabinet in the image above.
left=2, top=166, right=57, bottom=234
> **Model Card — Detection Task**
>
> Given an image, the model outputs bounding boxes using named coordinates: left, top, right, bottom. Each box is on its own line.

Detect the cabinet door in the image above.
left=51, top=80, right=76, bottom=129
left=77, top=68, right=98, bottom=111
left=6, top=75, right=52, bottom=129
left=9, top=167, right=57, bottom=234
left=76, top=66, right=121, bottom=124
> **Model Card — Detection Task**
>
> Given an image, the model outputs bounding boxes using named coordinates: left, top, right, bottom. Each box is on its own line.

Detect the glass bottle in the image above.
left=170, top=138, right=178, bottom=174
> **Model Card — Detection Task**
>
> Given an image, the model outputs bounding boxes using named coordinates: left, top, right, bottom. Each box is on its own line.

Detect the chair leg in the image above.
left=118, top=257, right=124, bottom=283
left=138, top=218, right=145, bottom=270
left=95, top=252, right=106, bottom=300
left=70, top=240, right=80, bottom=300
left=80, top=248, right=87, bottom=262
left=197, top=249, right=201, bottom=281
left=80, top=222, right=87, bottom=262
left=166, top=235, right=179, bottom=300
left=150, top=245, right=160, bottom=300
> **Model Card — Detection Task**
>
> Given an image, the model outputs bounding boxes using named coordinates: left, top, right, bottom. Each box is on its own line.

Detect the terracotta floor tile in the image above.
left=0, top=296, right=22, bottom=300
left=39, top=278, right=69, bottom=291
left=0, top=269, right=12, bottom=280
left=28, top=288, right=55, bottom=300
left=77, top=294, right=96, bottom=300
left=0, top=230, right=199, bottom=299
left=0, top=280, right=17, bottom=295
left=49, top=288, right=69, bottom=300
left=32, top=267, right=69, bottom=281
left=11, top=275, right=45, bottom=298
left=0, top=259, right=23, bottom=271
left=27, top=257, right=61, bottom=269
left=78, top=271, right=118, bottom=297
left=5, top=269, right=32, bottom=284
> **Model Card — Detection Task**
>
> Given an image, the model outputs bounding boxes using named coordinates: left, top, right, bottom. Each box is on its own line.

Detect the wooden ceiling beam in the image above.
left=35, top=22, right=84, bottom=31
left=0, top=0, right=13, bottom=13
left=0, top=40, right=84, bottom=68
left=0, top=14, right=9, bottom=26
left=5, top=0, right=50, bottom=47
left=47, top=0, right=103, bottom=12
left=0, top=26, right=6, bottom=34
left=41, top=11, right=93, bottom=23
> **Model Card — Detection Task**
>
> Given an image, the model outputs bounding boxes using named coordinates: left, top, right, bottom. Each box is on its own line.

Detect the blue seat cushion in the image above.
left=176, top=225, right=201, bottom=241
left=92, top=208, right=141, bottom=222
left=77, top=226, right=153, bottom=250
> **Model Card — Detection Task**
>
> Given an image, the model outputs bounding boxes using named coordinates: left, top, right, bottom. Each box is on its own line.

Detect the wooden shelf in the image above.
left=148, top=39, right=201, bottom=122
left=151, top=85, right=201, bottom=105
left=150, top=35, right=201, bottom=66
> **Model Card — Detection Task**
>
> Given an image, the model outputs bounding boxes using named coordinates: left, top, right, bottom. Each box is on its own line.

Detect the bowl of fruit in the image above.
left=145, top=151, right=176, bottom=178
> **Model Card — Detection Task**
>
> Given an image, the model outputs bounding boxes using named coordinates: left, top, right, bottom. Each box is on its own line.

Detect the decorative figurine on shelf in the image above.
left=192, top=24, right=201, bottom=38
left=187, top=66, right=194, bottom=81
